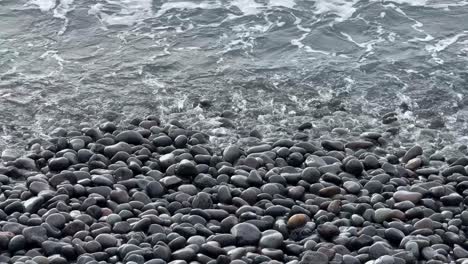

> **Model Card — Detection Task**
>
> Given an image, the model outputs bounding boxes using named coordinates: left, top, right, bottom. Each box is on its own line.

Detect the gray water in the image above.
left=1, top=0, right=468, bottom=154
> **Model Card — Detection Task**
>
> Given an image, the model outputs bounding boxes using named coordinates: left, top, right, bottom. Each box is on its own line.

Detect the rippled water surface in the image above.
left=1, top=0, right=468, bottom=154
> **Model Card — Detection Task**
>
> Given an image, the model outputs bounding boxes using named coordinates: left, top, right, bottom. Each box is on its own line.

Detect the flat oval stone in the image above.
left=393, top=190, right=422, bottom=204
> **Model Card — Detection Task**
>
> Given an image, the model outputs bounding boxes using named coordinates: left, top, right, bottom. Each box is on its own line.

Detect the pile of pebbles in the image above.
left=1, top=116, right=468, bottom=264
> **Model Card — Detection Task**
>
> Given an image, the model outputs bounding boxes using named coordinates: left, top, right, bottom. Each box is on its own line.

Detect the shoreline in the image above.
left=0, top=116, right=467, bottom=264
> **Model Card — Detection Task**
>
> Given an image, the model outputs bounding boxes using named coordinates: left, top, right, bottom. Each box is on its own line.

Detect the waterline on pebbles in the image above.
left=0, top=116, right=467, bottom=264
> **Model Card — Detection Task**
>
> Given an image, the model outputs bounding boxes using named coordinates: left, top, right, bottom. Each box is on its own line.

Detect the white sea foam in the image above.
left=230, top=0, right=264, bottom=15
left=155, top=1, right=220, bottom=17
left=373, top=0, right=468, bottom=9
left=313, top=0, right=359, bottom=22
left=426, top=33, right=467, bottom=53
left=28, top=0, right=56, bottom=11
left=268, top=0, right=296, bottom=8
left=90, top=0, right=154, bottom=26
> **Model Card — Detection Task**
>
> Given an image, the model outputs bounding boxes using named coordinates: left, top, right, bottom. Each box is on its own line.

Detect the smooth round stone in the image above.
left=259, top=230, right=284, bottom=249
left=115, top=130, right=144, bottom=144
left=363, top=180, right=383, bottom=194
left=223, top=146, right=241, bottom=164
left=301, top=167, right=321, bottom=183
left=153, top=135, right=173, bottom=147
left=1, top=148, right=21, bottom=161
left=217, top=185, right=232, bottom=204
left=287, top=214, right=310, bottom=229
left=345, top=159, right=363, bottom=175
left=187, top=236, right=205, bottom=245
left=402, top=145, right=423, bottom=163
left=96, top=234, right=118, bottom=248
left=48, top=157, right=70, bottom=171
left=110, top=189, right=130, bottom=203
left=318, top=186, right=341, bottom=197
left=317, top=223, right=339, bottom=240
left=8, top=235, right=25, bottom=252
left=230, top=175, right=249, bottom=188
left=176, top=160, right=197, bottom=178
left=342, top=254, right=360, bottom=264
left=45, top=213, right=66, bottom=229
left=172, top=247, right=196, bottom=261
left=146, top=181, right=165, bottom=198
left=192, top=192, right=212, bottom=209
left=369, top=242, right=391, bottom=259
left=22, top=226, right=47, bottom=245
left=405, top=158, right=422, bottom=170
left=322, top=140, right=344, bottom=151
left=230, top=223, right=261, bottom=246
left=29, top=181, right=50, bottom=195
left=374, top=208, right=394, bottom=223
left=385, top=228, right=405, bottom=244
left=393, top=191, right=422, bottom=204
left=414, top=218, right=433, bottom=230
left=440, top=193, right=463, bottom=206
left=454, top=246, right=468, bottom=259
left=343, top=181, right=361, bottom=194
left=300, top=251, right=329, bottom=264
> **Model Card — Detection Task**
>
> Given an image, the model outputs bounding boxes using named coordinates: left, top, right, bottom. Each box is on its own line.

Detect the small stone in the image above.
left=305, top=155, right=327, bottom=167
left=45, top=213, right=66, bottom=229
left=363, top=180, right=383, bottom=194
left=369, top=242, right=391, bottom=259
left=317, top=223, right=339, bottom=240
left=152, top=135, right=173, bottom=147
left=146, top=181, right=165, bottom=198
left=319, top=186, right=341, bottom=197
left=401, top=145, right=423, bottom=163
left=23, top=226, right=47, bottom=246
left=301, top=167, right=321, bottom=183
left=454, top=246, right=468, bottom=259
left=393, top=190, right=422, bottom=204
left=116, top=130, right=144, bottom=144
left=95, top=234, right=118, bottom=248
left=176, top=159, right=197, bottom=178
left=259, top=230, right=283, bottom=248
left=192, top=192, right=212, bottom=209
left=374, top=208, right=393, bottom=223
left=8, top=235, right=25, bottom=252
left=440, top=193, right=463, bottom=206
left=1, top=149, right=21, bottom=161
left=223, top=145, right=241, bottom=164
left=48, top=157, right=70, bottom=171
left=414, top=218, right=433, bottom=230
left=172, top=247, right=196, bottom=261
left=287, top=214, right=310, bottom=229
left=322, top=140, right=344, bottom=151
left=300, top=251, right=329, bottom=264
left=343, top=181, right=361, bottom=194
left=14, top=157, right=36, bottom=170
left=217, top=185, right=232, bottom=204
left=405, top=158, right=422, bottom=170
left=231, top=223, right=261, bottom=246
left=29, top=181, right=50, bottom=195
left=345, top=159, right=363, bottom=175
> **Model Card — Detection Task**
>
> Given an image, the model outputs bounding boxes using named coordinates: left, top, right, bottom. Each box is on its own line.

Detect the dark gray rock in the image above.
left=48, top=157, right=70, bottom=171
left=192, top=192, right=212, bottom=209
left=23, top=226, right=47, bottom=246
left=146, top=181, right=165, bottom=198
left=300, top=251, right=329, bottom=264
left=116, top=130, right=144, bottom=144
left=259, top=230, right=283, bottom=249
left=96, top=234, right=118, bottom=248
left=231, top=223, right=261, bottom=246
left=223, top=145, right=242, bottom=164
left=402, top=145, right=423, bottom=163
